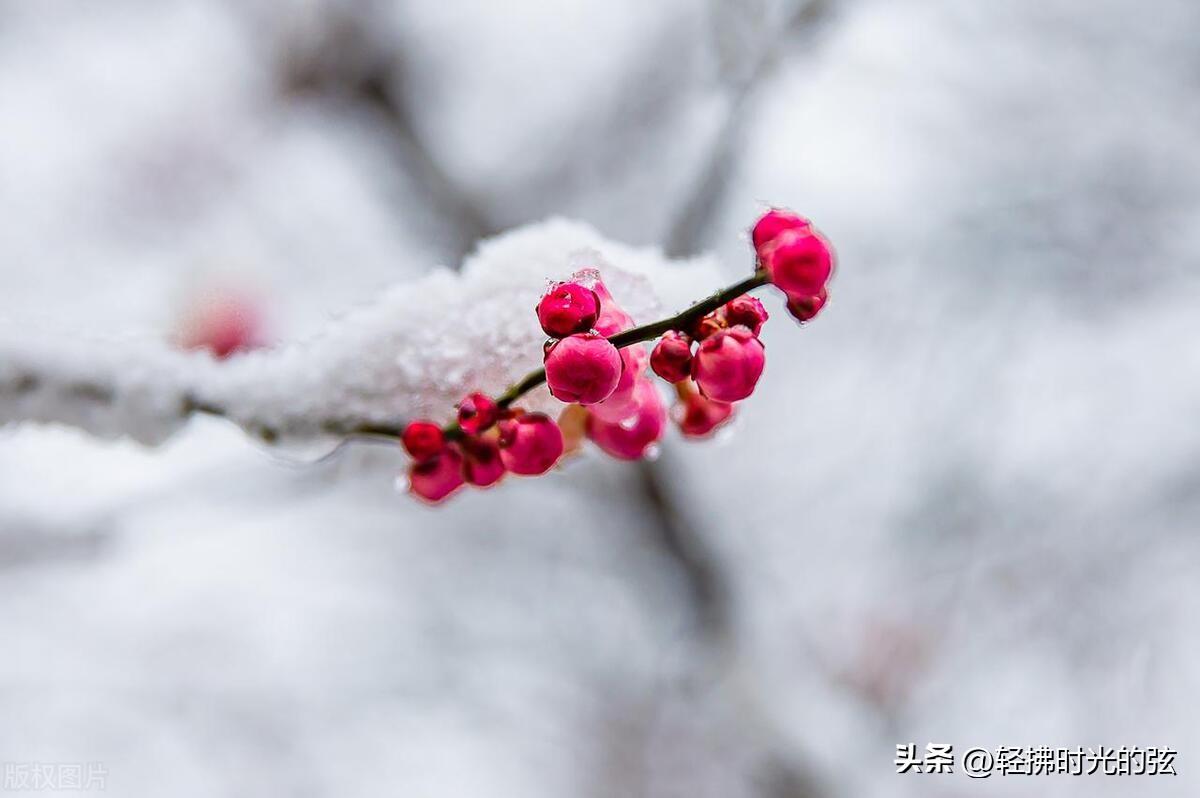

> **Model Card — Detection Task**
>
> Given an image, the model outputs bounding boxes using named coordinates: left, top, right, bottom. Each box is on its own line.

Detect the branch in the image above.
left=0, top=219, right=725, bottom=448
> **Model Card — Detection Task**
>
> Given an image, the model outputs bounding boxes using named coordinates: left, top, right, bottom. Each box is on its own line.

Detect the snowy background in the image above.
left=2, top=0, right=1199, bottom=795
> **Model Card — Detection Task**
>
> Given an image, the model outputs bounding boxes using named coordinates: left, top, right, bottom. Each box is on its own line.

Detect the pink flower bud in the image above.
left=537, top=282, right=600, bottom=338
left=691, top=326, right=765, bottom=402
left=595, top=305, right=634, bottom=337
left=408, top=444, right=465, bottom=504
left=650, top=331, right=693, bottom=383
left=588, top=277, right=636, bottom=336
left=556, top=404, right=589, bottom=455
left=588, top=276, right=616, bottom=305
left=401, top=420, right=445, bottom=462
left=498, top=412, right=564, bottom=475
left=721, top=296, right=768, bottom=336
left=751, top=208, right=811, bottom=252
left=586, top=379, right=666, bottom=460
left=590, top=345, right=648, bottom=422
left=457, top=392, right=499, bottom=435
left=179, top=290, right=265, bottom=359
left=544, top=333, right=624, bottom=405
left=461, top=437, right=506, bottom=487
left=761, top=229, right=834, bottom=298
left=786, top=288, right=828, bottom=323
left=675, top=388, right=735, bottom=438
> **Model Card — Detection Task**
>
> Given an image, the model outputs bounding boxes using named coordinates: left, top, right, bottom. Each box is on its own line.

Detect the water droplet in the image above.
left=261, top=433, right=349, bottom=466
left=393, top=473, right=411, bottom=494
left=643, top=444, right=662, bottom=462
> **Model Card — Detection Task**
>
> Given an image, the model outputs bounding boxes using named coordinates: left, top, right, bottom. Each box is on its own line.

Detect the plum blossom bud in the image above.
left=461, top=437, right=506, bottom=487
left=588, top=277, right=636, bottom=336
left=586, top=379, right=666, bottom=460
left=457, top=392, right=499, bottom=435
left=179, top=289, right=265, bottom=359
left=588, top=276, right=616, bottom=305
left=544, top=333, right=623, bottom=405
left=556, top=405, right=589, bottom=456
left=650, top=331, right=693, bottom=383
left=761, top=229, right=834, bottom=299
left=401, top=420, right=445, bottom=462
left=786, top=288, right=828, bottom=323
left=590, top=345, right=648, bottom=423
left=675, top=386, right=735, bottom=438
left=537, top=282, right=600, bottom=338
left=721, top=296, right=768, bottom=336
left=498, top=413, right=565, bottom=475
left=408, top=444, right=465, bottom=504
left=692, top=326, right=765, bottom=403
left=752, top=208, right=811, bottom=252
left=595, top=308, right=634, bottom=336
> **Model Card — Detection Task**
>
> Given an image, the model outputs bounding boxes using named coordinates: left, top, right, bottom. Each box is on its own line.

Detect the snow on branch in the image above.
left=0, top=219, right=722, bottom=446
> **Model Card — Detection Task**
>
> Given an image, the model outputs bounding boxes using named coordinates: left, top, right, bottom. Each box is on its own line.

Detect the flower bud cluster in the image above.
left=403, top=395, right=565, bottom=504
left=645, top=293, right=769, bottom=439
left=568, top=274, right=666, bottom=461
left=398, top=208, right=832, bottom=503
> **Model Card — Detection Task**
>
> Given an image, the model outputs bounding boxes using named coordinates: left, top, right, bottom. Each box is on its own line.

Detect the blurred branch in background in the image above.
left=275, top=0, right=495, bottom=262
left=667, top=0, right=834, bottom=257
left=639, top=3, right=839, bottom=795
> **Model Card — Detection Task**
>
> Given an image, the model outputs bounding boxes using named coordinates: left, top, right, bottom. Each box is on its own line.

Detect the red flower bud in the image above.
left=751, top=208, right=811, bottom=252
left=544, top=333, right=624, bottom=405
left=675, top=386, right=735, bottom=438
left=498, top=413, right=564, bottom=475
left=401, top=420, right=445, bottom=462
left=785, top=288, right=828, bottom=323
left=721, top=296, right=768, bottom=336
left=457, top=392, right=499, bottom=435
left=537, top=282, right=600, bottom=338
left=590, top=345, right=648, bottom=423
left=461, top=436, right=506, bottom=487
left=408, top=444, right=465, bottom=504
left=179, top=290, right=265, bottom=359
left=586, top=379, right=666, bottom=460
left=588, top=277, right=636, bottom=336
left=650, top=331, right=693, bottom=383
left=761, top=228, right=834, bottom=298
left=595, top=307, right=634, bottom=336
left=692, top=326, right=765, bottom=403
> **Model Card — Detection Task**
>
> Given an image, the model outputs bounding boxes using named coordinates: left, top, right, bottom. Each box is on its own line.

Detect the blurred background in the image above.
left=2, top=0, right=1200, bottom=795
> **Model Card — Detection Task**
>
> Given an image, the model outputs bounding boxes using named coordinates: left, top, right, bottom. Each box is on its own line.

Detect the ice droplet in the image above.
left=393, top=473, right=411, bottom=494
left=643, top=443, right=662, bottom=462
left=571, top=267, right=602, bottom=289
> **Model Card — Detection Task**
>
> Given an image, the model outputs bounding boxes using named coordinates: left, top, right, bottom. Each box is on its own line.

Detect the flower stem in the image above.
left=433, top=269, right=769, bottom=439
